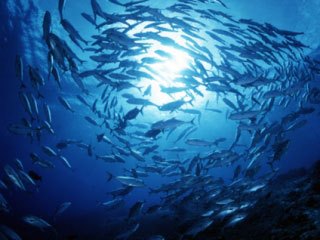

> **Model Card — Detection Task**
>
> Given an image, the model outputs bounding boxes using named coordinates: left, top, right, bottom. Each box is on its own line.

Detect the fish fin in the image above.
left=136, top=86, right=143, bottom=93
left=106, top=171, right=113, bottom=182
left=190, top=117, right=196, bottom=125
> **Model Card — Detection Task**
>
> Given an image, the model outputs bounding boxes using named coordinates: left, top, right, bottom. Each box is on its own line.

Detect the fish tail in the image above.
left=136, top=86, right=143, bottom=93
left=140, top=106, right=144, bottom=116
left=190, top=117, right=196, bottom=125
left=37, top=92, right=45, bottom=99
left=106, top=172, right=113, bottom=182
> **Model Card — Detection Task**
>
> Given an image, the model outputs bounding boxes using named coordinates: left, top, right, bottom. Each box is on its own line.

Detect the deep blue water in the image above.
left=1, top=0, right=320, bottom=239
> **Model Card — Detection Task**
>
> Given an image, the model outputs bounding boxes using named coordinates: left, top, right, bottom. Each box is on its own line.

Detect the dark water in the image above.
left=1, top=0, right=320, bottom=239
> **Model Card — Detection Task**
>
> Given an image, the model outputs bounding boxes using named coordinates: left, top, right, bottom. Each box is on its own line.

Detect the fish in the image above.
left=124, top=107, right=143, bottom=121
left=109, top=186, right=133, bottom=198
left=61, top=19, right=88, bottom=46
left=216, top=207, right=238, bottom=218
left=53, top=202, right=71, bottom=220
left=58, top=96, right=75, bottom=113
left=18, top=170, right=36, bottom=186
left=216, top=198, right=234, bottom=205
left=185, top=138, right=216, bottom=147
left=144, top=128, right=161, bottom=139
left=180, top=109, right=202, bottom=121
left=201, top=210, right=215, bottom=217
left=223, top=97, right=238, bottom=110
left=128, top=201, right=144, bottom=219
left=284, top=119, right=307, bottom=132
left=96, top=154, right=124, bottom=163
left=227, top=214, right=247, bottom=226
left=58, top=0, right=67, bottom=20
left=32, top=156, right=55, bottom=169
left=143, top=145, right=159, bottom=155
left=185, top=218, right=213, bottom=237
left=7, top=124, right=31, bottom=136
left=0, top=193, right=9, bottom=212
left=4, top=165, right=25, bottom=191
left=28, top=93, right=39, bottom=120
left=96, top=133, right=112, bottom=144
left=246, top=183, right=266, bottom=192
left=84, top=116, right=100, bottom=126
left=43, top=103, right=52, bottom=123
left=76, top=95, right=90, bottom=108
left=42, top=146, right=58, bottom=157
left=15, top=55, right=25, bottom=88
left=174, top=125, right=195, bottom=143
left=81, top=12, right=97, bottom=27
left=22, top=215, right=53, bottom=231
left=160, top=85, right=189, bottom=95
left=52, top=66, right=62, bottom=89
left=28, top=66, right=45, bottom=90
left=163, top=147, right=186, bottom=152
left=14, top=159, right=24, bottom=171
left=91, top=0, right=106, bottom=21
left=19, top=92, right=33, bottom=119
left=0, top=225, right=22, bottom=240
left=6, top=0, right=319, bottom=238
left=151, top=117, right=195, bottom=131
left=59, top=156, right=72, bottom=169
left=43, top=121, right=55, bottom=134
left=43, top=11, right=51, bottom=41
left=101, top=198, right=124, bottom=210
left=271, top=139, right=290, bottom=162
left=229, top=110, right=261, bottom=120
left=158, top=98, right=192, bottom=112
left=126, top=97, right=157, bottom=107
left=116, top=176, right=145, bottom=187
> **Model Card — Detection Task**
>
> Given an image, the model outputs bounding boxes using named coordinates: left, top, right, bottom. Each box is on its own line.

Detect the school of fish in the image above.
left=2, top=0, right=320, bottom=239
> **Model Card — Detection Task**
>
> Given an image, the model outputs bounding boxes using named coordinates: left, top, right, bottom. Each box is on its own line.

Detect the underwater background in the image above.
left=1, top=0, right=320, bottom=239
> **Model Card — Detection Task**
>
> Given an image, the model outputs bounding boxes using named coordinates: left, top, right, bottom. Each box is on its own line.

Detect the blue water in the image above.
left=1, top=0, right=320, bottom=239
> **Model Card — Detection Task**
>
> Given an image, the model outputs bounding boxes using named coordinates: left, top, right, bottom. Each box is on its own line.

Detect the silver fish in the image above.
left=116, top=176, right=145, bottom=187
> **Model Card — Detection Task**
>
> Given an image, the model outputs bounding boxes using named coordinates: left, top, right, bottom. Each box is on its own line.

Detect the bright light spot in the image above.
left=127, top=23, right=216, bottom=111
left=137, top=43, right=193, bottom=105
left=150, top=44, right=191, bottom=83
